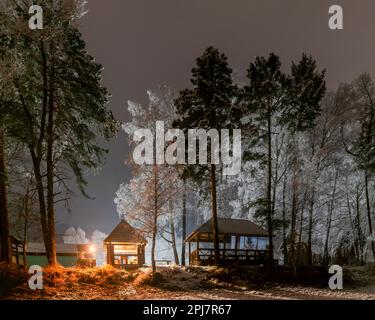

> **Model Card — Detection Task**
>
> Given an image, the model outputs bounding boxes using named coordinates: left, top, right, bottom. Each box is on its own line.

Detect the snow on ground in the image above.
left=3, top=265, right=375, bottom=300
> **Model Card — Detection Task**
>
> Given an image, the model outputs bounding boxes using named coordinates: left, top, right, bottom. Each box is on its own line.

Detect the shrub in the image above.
left=0, top=262, right=26, bottom=297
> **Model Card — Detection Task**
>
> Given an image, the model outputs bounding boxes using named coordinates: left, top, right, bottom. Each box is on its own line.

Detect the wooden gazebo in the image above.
left=104, top=220, right=147, bottom=269
left=185, top=218, right=269, bottom=266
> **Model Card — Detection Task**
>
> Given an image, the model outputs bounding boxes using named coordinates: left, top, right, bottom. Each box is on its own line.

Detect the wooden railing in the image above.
left=190, top=248, right=268, bottom=265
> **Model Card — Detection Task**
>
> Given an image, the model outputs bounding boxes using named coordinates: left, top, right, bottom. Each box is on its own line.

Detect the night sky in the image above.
left=57, top=0, right=375, bottom=236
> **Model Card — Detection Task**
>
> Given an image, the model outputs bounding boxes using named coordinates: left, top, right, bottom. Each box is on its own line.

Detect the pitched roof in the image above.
left=185, top=218, right=269, bottom=242
left=27, top=242, right=82, bottom=254
left=104, top=220, right=146, bottom=244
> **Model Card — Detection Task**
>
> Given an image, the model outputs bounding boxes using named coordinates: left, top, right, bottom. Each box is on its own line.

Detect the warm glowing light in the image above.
left=89, top=245, right=96, bottom=253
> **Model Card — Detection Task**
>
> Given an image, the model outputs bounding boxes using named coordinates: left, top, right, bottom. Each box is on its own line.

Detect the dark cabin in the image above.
left=104, top=220, right=147, bottom=269
left=26, top=242, right=96, bottom=267
left=185, top=218, right=270, bottom=266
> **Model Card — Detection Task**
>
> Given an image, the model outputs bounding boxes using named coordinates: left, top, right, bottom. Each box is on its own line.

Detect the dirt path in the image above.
left=7, top=283, right=375, bottom=300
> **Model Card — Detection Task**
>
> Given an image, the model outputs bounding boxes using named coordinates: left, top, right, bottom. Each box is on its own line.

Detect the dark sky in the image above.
left=57, top=0, right=375, bottom=236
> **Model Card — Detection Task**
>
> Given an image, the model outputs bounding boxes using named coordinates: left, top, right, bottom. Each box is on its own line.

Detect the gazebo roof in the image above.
left=185, top=218, right=268, bottom=242
left=104, top=220, right=146, bottom=244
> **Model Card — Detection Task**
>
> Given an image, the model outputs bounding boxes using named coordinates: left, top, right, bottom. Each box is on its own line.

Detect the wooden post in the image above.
left=108, top=243, right=113, bottom=265
left=235, top=235, right=238, bottom=261
left=196, top=235, right=199, bottom=264
left=137, top=245, right=140, bottom=267
left=15, top=242, right=19, bottom=265
left=223, top=238, right=226, bottom=260
left=188, top=241, right=191, bottom=265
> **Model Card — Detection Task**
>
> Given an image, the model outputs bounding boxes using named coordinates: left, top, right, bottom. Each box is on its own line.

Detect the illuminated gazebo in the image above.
left=185, top=218, right=269, bottom=266
left=104, top=219, right=147, bottom=269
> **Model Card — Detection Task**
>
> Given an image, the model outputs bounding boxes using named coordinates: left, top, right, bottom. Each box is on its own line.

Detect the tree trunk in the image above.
left=0, top=128, right=11, bottom=263
left=355, top=187, right=364, bottom=264
left=297, top=191, right=306, bottom=265
left=266, top=103, right=274, bottom=265
left=290, top=185, right=297, bottom=270
left=151, top=166, right=158, bottom=273
left=307, top=156, right=322, bottom=266
left=307, top=184, right=315, bottom=265
left=46, top=49, right=57, bottom=266
left=322, top=203, right=332, bottom=266
left=298, top=191, right=306, bottom=245
left=181, top=178, right=187, bottom=266
left=169, top=199, right=179, bottom=265
left=282, top=174, right=288, bottom=265
left=364, top=170, right=375, bottom=260
left=26, top=40, right=50, bottom=266
left=151, top=225, right=157, bottom=273
left=323, top=170, right=338, bottom=266
left=271, top=143, right=279, bottom=216
left=346, top=192, right=359, bottom=263
left=210, top=164, right=220, bottom=266
left=30, top=150, right=51, bottom=259
left=22, top=183, right=30, bottom=269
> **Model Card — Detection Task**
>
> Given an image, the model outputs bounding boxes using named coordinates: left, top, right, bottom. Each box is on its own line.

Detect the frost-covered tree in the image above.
left=342, top=73, right=375, bottom=259
left=63, top=227, right=88, bottom=244
left=116, top=85, right=183, bottom=271
left=242, top=53, right=325, bottom=265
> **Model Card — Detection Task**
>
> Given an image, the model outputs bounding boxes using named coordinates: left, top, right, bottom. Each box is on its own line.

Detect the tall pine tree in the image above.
left=244, top=53, right=325, bottom=265
left=174, top=47, right=238, bottom=265
left=2, top=1, right=118, bottom=265
left=244, top=53, right=289, bottom=265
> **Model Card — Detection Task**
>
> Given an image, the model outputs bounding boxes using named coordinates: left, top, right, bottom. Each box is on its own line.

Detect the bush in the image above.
left=41, top=265, right=135, bottom=287
left=206, top=265, right=330, bottom=289
left=0, top=262, right=26, bottom=297
left=42, top=265, right=67, bottom=288
left=133, top=269, right=165, bottom=287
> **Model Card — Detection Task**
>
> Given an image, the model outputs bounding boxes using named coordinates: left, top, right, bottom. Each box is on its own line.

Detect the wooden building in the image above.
left=104, top=220, right=147, bottom=269
left=185, top=218, right=270, bottom=266
left=11, top=236, right=24, bottom=266
left=25, top=242, right=96, bottom=267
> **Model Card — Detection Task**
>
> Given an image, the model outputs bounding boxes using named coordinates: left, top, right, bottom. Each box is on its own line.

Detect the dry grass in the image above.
left=42, top=265, right=136, bottom=288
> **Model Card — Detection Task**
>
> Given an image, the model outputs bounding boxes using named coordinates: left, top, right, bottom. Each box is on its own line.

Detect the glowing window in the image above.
left=114, top=244, right=137, bottom=254
left=127, top=256, right=138, bottom=265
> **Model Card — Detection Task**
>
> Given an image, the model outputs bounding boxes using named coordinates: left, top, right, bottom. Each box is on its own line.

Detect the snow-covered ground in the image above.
left=4, top=265, right=375, bottom=300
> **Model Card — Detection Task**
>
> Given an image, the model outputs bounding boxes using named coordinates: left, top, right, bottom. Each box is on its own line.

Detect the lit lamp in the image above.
left=89, top=245, right=96, bottom=254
